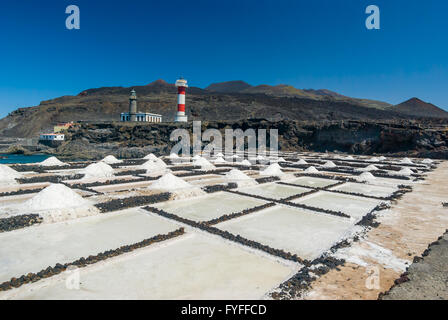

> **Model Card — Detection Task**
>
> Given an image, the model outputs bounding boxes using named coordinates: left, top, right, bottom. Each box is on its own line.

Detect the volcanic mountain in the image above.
left=0, top=80, right=446, bottom=138
left=393, top=98, right=448, bottom=118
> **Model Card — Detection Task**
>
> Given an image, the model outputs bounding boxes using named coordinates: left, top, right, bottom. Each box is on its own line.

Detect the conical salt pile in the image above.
left=345, top=156, right=354, bottom=160
left=149, top=173, right=192, bottom=190
left=0, top=164, right=22, bottom=184
left=260, top=163, right=283, bottom=176
left=400, top=158, right=413, bottom=164
left=213, top=157, right=226, bottom=164
left=101, top=155, right=122, bottom=164
left=357, top=172, right=376, bottom=182
left=365, top=164, right=379, bottom=171
left=240, top=160, right=252, bottom=166
left=24, top=184, right=89, bottom=211
left=225, top=169, right=252, bottom=181
left=215, top=152, right=224, bottom=158
left=378, top=156, right=387, bottom=161
left=422, top=158, right=433, bottom=164
left=193, top=157, right=216, bottom=171
left=143, top=153, right=158, bottom=160
left=305, top=166, right=319, bottom=173
left=368, top=157, right=380, bottom=162
left=39, top=156, right=66, bottom=167
left=169, top=153, right=179, bottom=159
left=297, top=159, right=308, bottom=165
left=141, top=159, right=170, bottom=175
left=398, top=168, right=413, bottom=176
left=256, top=155, right=265, bottom=160
left=321, top=161, right=336, bottom=168
left=82, top=162, right=114, bottom=179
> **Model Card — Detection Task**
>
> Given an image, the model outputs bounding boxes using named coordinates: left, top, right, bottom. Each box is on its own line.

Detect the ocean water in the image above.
left=0, top=154, right=51, bottom=164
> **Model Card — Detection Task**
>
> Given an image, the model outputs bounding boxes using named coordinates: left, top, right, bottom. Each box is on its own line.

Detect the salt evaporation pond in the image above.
left=288, top=176, right=336, bottom=188
left=4, top=233, right=294, bottom=300
left=238, top=183, right=311, bottom=200
left=293, top=191, right=382, bottom=219
left=0, top=209, right=179, bottom=283
left=216, top=205, right=354, bottom=260
left=331, top=182, right=397, bottom=198
left=153, top=192, right=267, bottom=222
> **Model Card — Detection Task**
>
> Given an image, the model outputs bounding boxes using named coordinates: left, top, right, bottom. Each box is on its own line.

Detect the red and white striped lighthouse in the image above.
left=175, top=78, right=188, bottom=122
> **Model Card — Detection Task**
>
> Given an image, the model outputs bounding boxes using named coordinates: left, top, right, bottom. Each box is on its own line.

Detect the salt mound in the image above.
left=213, top=156, right=226, bottom=164
left=240, top=160, right=251, bottom=166
left=143, top=153, right=158, bottom=160
left=192, top=155, right=202, bottom=160
left=141, top=160, right=170, bottom=175
left=40, top=156, right=66, bottom=167
left=256, top=155, right=265, bottom=160
left=260, top=163, right=283, bottom=176
left=231, top=155, right=239, bottom=159
left=365, top=164, right=379, bottom=171
left=225, top=169, right=252, bottom=181
left=321, top=161, right=336, bottom=168
left=368, top=157, right=380, bottom=162
left=101, top=155, right=122, bottom=164
left=149, top=173, right=192, bottom=190
left=400, top=158, right=413, bottom=164
left=215, top=152, right=224, bottom=158
left=305, top=166, right=319, bottom=173
left=0, top=164, right=22, bottom=184
left=398, top=168, right=413, bottom=176
left=378, top=156, right=387, bottom=161
left=82, top=162, right=114, bottom=179
left=297, top=159, right=308, bottom=165
left=422, top=158, right=433, bottom=164
left=24, top=184, right=89, bottom=211
left=193, top=157, right=216, bottom=170
left=169, top=153, right=179, bottom=159
left=357, top=172, right=376, bottom=182
left=345, top=156, right=354, bottom=160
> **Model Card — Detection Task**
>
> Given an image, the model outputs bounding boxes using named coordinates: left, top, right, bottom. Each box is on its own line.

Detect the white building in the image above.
left=39, top=133, right=65, bottom=141
left=120, top=112, right=162, bottom=122
left=121, top=89, right=162, bottom=123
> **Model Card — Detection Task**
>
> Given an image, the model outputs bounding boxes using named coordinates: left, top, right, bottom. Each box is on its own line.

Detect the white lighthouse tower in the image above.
left=175, top=78, right=188, bottom=122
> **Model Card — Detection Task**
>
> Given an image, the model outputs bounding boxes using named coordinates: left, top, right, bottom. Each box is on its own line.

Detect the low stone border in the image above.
left=202, top=183, right=238, bottom=194
left=94, top=192, right=171, bottom=213
left=0, top=188, right=45, bottom=198
left=17, top=174, right=85, bottom=184
left=204, top=202, right=277, bottom=225
left=144, top=206, right=306, bottom=264
left=294, top=172, right=359, bottom=183
left=227, top=190, right=351, bottom=219
left=255, top=176, right=281, bottom=184
left=0, top=214, right=43, bottom=233
left=0, top=228, right=185, bottom=292
left=114, top=169, right=147, bottom=176
left=356, top=203, right=391, bottom=228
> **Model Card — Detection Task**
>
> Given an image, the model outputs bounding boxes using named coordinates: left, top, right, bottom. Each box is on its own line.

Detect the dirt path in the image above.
left=304, top=161, right=448, bottom=300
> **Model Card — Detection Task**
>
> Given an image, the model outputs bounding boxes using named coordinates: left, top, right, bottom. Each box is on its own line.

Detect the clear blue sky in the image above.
left=0, top=0, right=447, bottom=118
